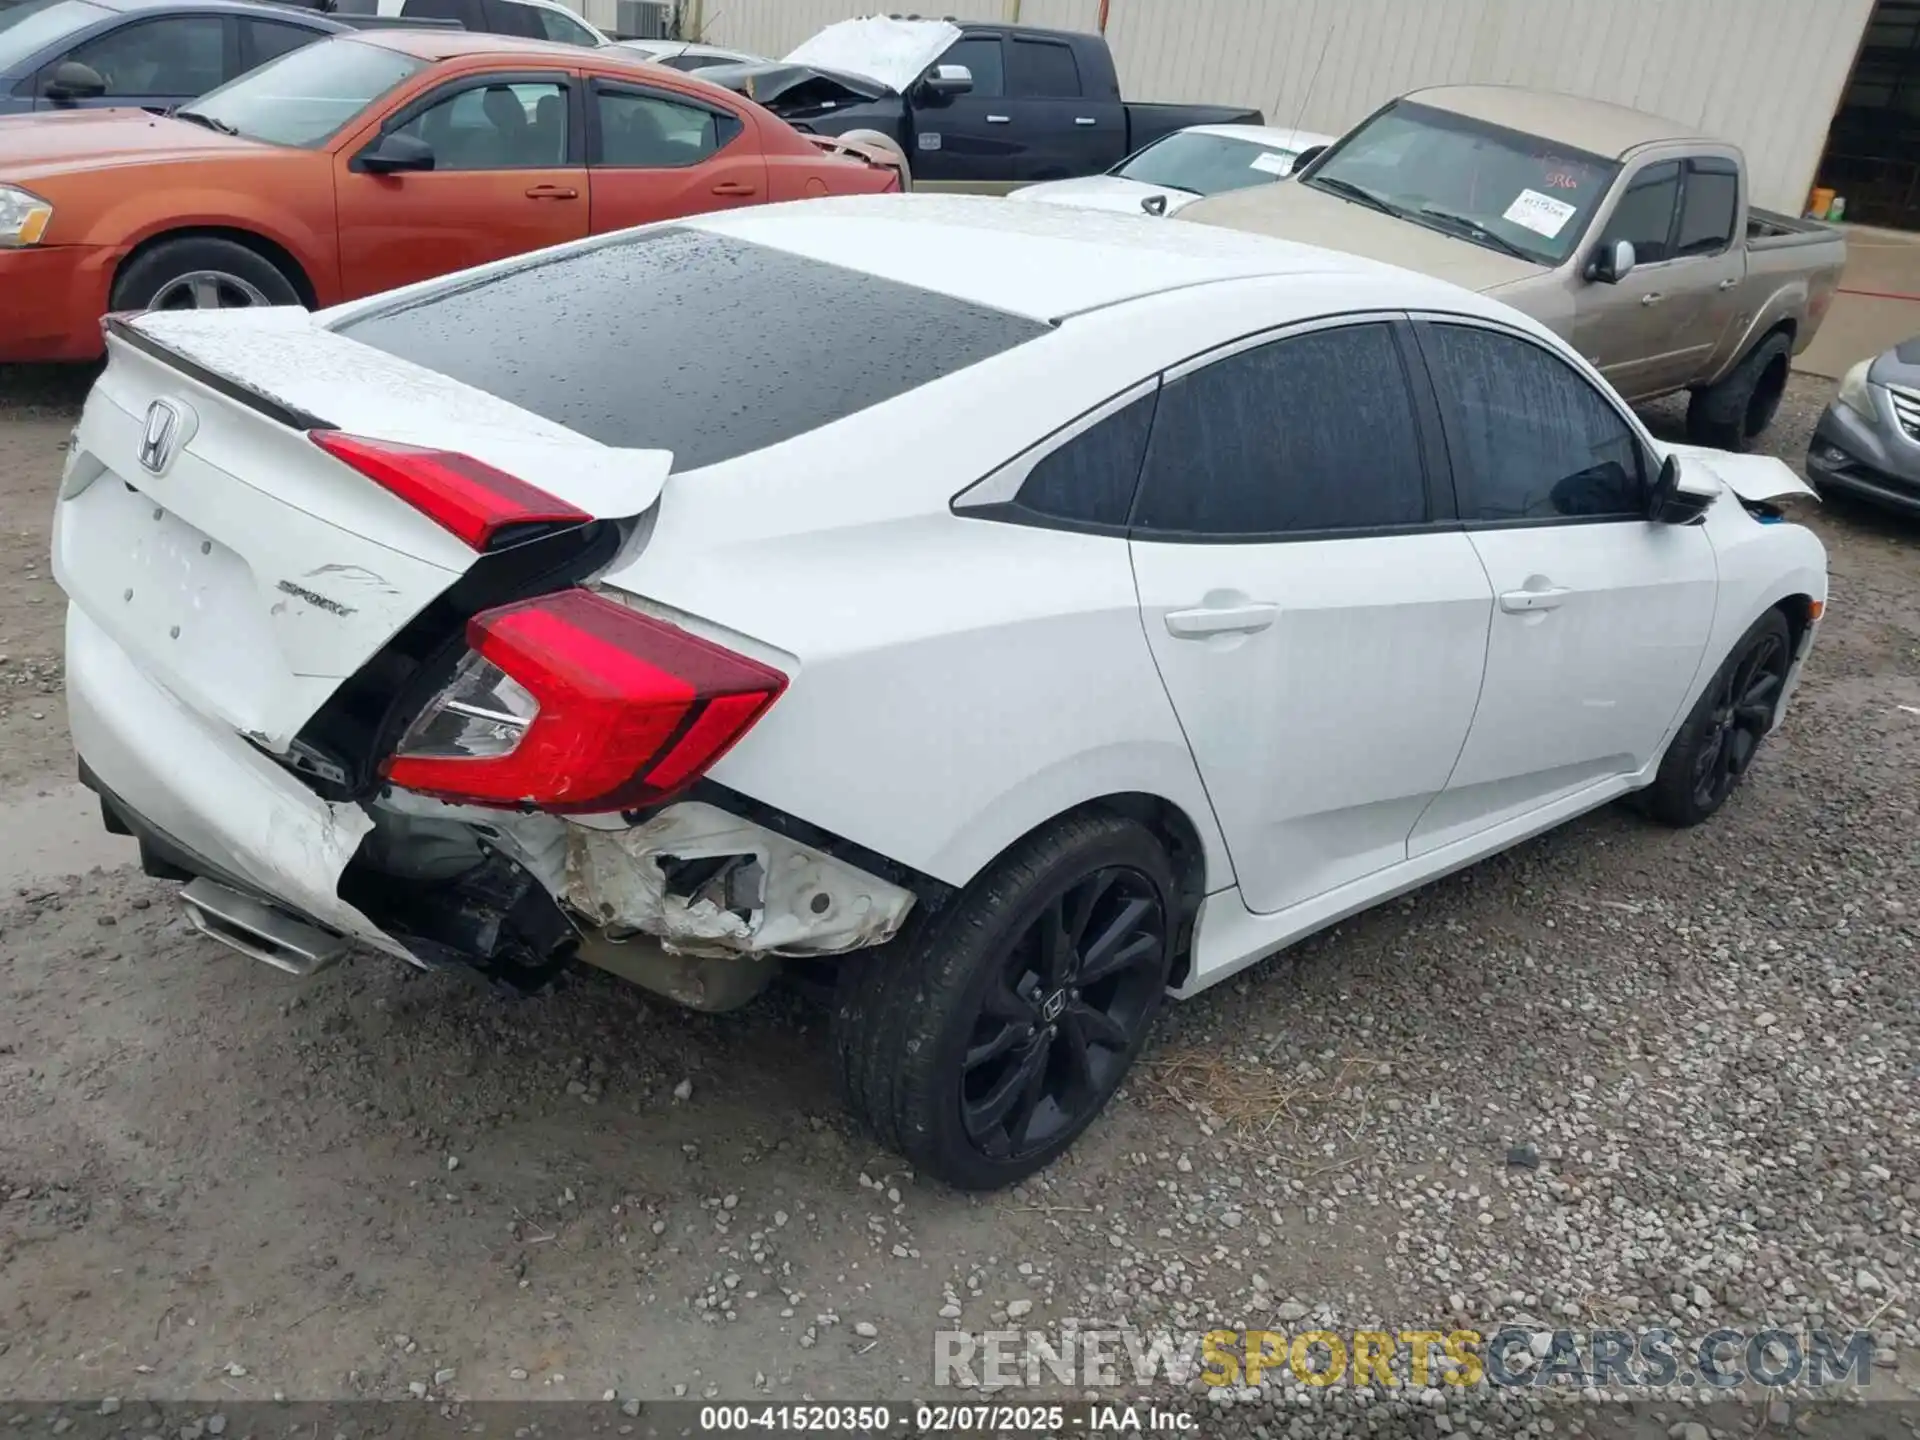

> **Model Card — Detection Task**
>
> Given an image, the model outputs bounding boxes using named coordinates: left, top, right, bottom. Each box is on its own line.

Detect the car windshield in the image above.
left=179, top=36, right=422, bottom=147
left=0, top=0, right=108, bottom=73
left=1305, top=99, right=1619, bottom=265
left=1114, top=131, right=1300, bottom=196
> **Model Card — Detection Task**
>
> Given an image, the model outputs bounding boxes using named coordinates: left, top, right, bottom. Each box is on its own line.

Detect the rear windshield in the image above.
left=333, top=227, right=1050, bottom=471
left=0, top=0, right=109, bottom=73
left=1115, top=130, right=1301, bottom=196
left=182, top=35, right=422, bottom=147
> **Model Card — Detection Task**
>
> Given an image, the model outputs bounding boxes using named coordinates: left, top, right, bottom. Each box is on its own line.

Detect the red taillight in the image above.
left=382, top=588, right=786, bottom=814
left=310, top=431, right=589, bottom=552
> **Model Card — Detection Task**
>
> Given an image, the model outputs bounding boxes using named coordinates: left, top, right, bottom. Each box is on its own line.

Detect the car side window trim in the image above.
left=584, top=75, right=745, bottom=167
left=950, top=375, right=1160, bottom=538
left=354, top=69, right=582, bottom=170
left=1406, top=310, right=1658, bottom=529
left=955, top=313, right=1460, bottom=546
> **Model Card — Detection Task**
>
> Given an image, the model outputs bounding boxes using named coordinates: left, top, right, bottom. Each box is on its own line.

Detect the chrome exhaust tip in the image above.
left=180, top=877, right=348, bottom=977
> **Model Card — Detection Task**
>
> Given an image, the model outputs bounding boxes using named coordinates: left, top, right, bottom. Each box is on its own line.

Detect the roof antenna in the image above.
left=1283, top=19, right=1336, bottom=144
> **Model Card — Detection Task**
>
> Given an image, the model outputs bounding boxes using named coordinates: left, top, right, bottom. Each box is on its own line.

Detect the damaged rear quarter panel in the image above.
left=562, top=801, right=915, bottom=958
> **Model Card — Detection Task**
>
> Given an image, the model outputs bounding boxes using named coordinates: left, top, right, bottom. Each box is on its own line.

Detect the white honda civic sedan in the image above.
left=55, top=195, right=1826, bottom=1190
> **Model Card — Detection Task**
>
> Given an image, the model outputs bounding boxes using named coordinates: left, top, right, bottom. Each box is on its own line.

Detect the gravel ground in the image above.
left=0, top=362, right=1915, bottom=1438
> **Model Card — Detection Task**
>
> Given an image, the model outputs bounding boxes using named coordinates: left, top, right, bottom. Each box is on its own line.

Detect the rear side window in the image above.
left=1131, top=323, right=1428, bottom=537
left=240, top=17, right=322, bottom=69
left=1007, top=37, right=1079, bottom=98
left=1010, top=392, right=1155, bottom=527
left=1676, top=158, right=1738, bottom=257
left=334, top=227, right=1050, bottom=471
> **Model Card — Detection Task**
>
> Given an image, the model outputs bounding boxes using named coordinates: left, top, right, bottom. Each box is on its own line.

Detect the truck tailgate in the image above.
left=53, top=307, right=670, bottom=752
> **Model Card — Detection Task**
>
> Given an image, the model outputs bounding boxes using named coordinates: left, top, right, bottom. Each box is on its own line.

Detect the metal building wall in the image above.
left=697, top=0, right=1873, bottom=212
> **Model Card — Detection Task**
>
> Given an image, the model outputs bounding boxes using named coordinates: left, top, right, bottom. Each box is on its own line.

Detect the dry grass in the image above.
left=1137, top=1049, right=1395, bottom=1164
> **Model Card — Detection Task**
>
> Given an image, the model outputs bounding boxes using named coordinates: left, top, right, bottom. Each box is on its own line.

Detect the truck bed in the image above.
left=1748, top=207, right=1836, bottom=248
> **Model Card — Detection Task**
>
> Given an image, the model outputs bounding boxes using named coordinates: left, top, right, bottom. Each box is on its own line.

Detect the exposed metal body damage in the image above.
left=563, top=801, right=917, bottom=959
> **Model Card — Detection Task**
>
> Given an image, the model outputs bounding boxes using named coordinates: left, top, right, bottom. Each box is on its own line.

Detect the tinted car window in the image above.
left=186, top=36, right=422, bottom=146
left=65, top=15, right=224, bottom=97
left=939, top=35, right=1001, bottom=97
left=526, top=3, right=597, bottom=45
left=0, top=0, right=110, bottom=73
left=241, top=17, right=322, bottom=69
left=392, top=81, right=568, bottom=169
left=1421, top=323, right=1644, bottom=522
left=596, top=88, right=738, bottom=166
left=1132, top=323, right=1427, bottom=537
left=334, top=227, right=1049, bottom=472
left=1676, top=159, right=1738, bottom=257
left=1007, top=37, right=1078, bottom=98
left=1600, top=159, right=1679, bottom=264
left=1010, top=392, right=1156, bottom=527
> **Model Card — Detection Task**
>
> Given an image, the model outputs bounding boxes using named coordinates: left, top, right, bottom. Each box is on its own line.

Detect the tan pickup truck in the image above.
left=1182, top=85, right=1846, bottom=450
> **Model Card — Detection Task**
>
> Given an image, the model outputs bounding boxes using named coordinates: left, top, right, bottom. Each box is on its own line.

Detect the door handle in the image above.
left=523, top=184, right=578, bottom=200
left=710, top=180, right=758, bottom=196
left=1164, top=603, right=1279, bottom=638
left=1717, top=277, right=1739, bottom=290
left=1074, top=116, right=1097, bottom=126
left=985, top=114, right=1011, bottom=123
left=1498, top=586, right=1572, bottom=614
left=1640, top=292, right=1664, bottom=306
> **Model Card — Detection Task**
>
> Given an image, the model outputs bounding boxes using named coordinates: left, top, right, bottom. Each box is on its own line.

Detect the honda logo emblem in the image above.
left=138, top=398, right=193, bottom=475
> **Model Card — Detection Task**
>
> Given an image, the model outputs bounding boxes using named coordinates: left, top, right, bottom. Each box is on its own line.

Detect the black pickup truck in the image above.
left=697, top=18, right=1262, bottom=190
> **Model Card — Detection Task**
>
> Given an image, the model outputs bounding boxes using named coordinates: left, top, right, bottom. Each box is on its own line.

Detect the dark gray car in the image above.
left=1808, top=337, right=1920, bottom=518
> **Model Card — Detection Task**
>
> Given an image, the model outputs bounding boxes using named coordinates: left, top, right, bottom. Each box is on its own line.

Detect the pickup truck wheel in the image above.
left=1641, top=607, right=1792, bottom=828
left=831, top=813, right=1175, bottom=1190
left=112, top=237, right=301, bottom=315
left=1686, top=332, right=1792, bottom=451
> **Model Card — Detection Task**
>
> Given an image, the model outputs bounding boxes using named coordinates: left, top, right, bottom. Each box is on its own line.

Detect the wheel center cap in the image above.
left=1039, top=989, right=1068, bottom=1023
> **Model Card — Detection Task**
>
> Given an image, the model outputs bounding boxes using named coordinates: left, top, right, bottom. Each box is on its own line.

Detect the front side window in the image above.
left=1599, top=159, right=1680, bottom=264
left=595, top=88, right=738, bottom=166
left=1006, top=37, right=1078, bottom=98
left=1676, top=158, right=1738, bottom=257
left=391, top=80, right=568, bottom=169
left=1307, top=99, right=1618, bottom=266
left=182, top=36, right=422, bottom=147
left=63, top=14, right=224, bottom=97
left=1132, top=322, right=1428, bottom=537
left=0, top=0, right=110, bottom=75
left=1114, top=130, right=1299, bottom=196
left=938, top=35, right=1001, bottom=98
left=1420, top=323, right=1644, bottom=522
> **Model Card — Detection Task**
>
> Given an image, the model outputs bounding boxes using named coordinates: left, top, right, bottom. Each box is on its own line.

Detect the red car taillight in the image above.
left=310, top=431, right=589, bottom=552
left=383, top=589, right=787, bottom=814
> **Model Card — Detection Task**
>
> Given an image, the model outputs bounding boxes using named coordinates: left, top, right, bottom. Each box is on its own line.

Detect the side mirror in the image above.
left=359, top=131, right=435, bottom=174
left=919, top=63, right=972, bottom=99
left=1291, top=143, right=1326, bottom=173
left=44, top=60, right=107, bottom=103
left=1140, top=193, right=1168, bottom=217
left=1587, top=237, right=1636, bottom=284
left=1647, top=452, right=1718, bottom=524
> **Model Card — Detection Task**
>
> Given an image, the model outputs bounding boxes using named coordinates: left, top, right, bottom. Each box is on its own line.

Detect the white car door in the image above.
left=1128, top=317, right=1495, bottom=916
left=1405, top=316, right=1717, bottom=854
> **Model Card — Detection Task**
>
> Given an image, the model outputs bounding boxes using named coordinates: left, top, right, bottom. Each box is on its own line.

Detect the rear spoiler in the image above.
left=103, top=313, right=335, bottom=432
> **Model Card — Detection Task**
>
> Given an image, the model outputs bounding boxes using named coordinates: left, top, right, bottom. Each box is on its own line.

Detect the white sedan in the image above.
left=55, top=196, right=1825, bottom=1190
left=1009, top=124, right=1335, bottom=216
left=613, top=39, right=766, bottom=71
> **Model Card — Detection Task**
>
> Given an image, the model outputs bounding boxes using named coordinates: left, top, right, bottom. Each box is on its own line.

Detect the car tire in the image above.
left=1685, top=331, right=1792, bottom=452
left=111, top=236, right=302, bottom=315
left=831, top=812, right=1176, bottom=1191
left=1641, top=607, right=1793, bottom=828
